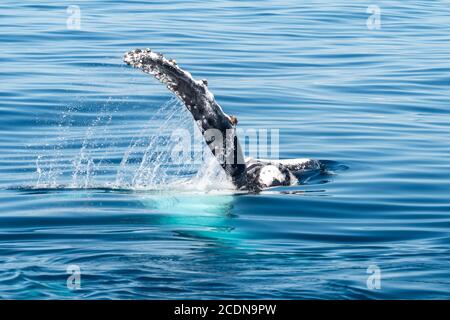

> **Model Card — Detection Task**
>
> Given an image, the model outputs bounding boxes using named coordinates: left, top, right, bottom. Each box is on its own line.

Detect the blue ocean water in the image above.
left=1, top=0, right=450, bottom=299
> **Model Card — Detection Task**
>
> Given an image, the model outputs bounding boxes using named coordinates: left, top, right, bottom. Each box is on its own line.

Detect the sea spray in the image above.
left=34, top=97, right=234, bottom=192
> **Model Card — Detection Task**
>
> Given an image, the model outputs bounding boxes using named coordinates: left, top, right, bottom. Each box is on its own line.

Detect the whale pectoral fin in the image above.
left=124, top=49, right=201, bottom=110
left=123, top=49, right=236, bottom=129
left=124, top=49, right=248, bottom=190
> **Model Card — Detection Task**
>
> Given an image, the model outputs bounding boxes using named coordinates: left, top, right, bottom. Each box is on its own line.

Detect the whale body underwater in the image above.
left=124, top=49, right=323, bottom=192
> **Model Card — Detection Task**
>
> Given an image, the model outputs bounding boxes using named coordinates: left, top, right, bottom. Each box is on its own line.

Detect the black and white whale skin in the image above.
left=124, top=49, right=322, bottom=191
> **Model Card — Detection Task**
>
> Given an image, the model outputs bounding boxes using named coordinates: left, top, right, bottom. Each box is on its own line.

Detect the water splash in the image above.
left=34, top=97, right=234, bottom=192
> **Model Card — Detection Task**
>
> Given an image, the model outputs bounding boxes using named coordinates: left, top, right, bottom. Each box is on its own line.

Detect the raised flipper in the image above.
left=124, top=49, right=248, bottom=189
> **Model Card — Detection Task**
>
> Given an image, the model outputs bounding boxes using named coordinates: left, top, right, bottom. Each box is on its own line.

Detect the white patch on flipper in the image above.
left=258, top=165, right=285, bottom=187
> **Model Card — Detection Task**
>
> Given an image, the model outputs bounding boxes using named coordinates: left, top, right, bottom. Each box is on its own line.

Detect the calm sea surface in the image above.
left=1, top=0, right=450, bottom=299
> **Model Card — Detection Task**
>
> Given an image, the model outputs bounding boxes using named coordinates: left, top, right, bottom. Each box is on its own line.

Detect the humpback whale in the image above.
left=124, top=49, right=321, bottom=191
